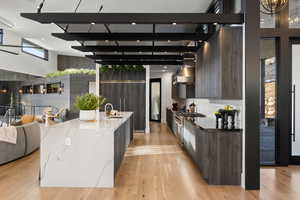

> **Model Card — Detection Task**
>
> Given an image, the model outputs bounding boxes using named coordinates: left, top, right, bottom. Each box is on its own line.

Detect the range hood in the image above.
left=174, top=65, right=194, bottom=84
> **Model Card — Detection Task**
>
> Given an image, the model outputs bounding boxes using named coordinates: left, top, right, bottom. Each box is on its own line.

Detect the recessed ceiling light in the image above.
left=172, top=22, right=177, bottom=26
left=91, top=22, right=95, bottom=25
left=131, top=22, right=136, bottom=25
left=213, top=22, right=218, bottom=25
left=105, top=40, right=109, bottom=43
left=136, top=40, right=140, bottom=43
left=167, top=40, right=171, bottom=43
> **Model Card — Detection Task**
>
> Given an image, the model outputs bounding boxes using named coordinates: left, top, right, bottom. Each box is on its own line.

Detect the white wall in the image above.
left=0, top=29, right=57, bottom=76
left=150, top=71, right=174, bottom=123
left=145, top=66, right=150, bottom=133
left=186, top=99, right=243, bottom=129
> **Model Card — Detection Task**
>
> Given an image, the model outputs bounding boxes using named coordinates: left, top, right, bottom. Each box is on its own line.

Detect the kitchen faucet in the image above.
left=104, top=103, right=113, bottom=117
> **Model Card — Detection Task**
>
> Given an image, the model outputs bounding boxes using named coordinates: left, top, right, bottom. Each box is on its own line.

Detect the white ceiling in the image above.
left=0, top=0, right=212, bottom=56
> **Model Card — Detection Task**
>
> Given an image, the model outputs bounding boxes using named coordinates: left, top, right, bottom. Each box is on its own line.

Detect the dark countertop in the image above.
left=184, top=118, right=242, bottom=133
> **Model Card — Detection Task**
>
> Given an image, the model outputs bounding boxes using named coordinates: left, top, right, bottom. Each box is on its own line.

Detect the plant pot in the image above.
left=79, top=110, right=96, bottom=121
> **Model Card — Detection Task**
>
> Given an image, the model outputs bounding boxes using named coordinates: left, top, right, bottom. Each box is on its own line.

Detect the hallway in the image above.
left=0, top=122, right=300, bottom=200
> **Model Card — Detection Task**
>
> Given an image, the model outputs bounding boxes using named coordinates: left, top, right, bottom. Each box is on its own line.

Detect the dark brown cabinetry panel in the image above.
left=101, top=71, right=146, bottom=81
left=184, top=120, right=242, bottom=185
left=114, top=117, right=133, bottom=179
left=196, top=27, right=242, bottom=99
left=100, top=71, right=146, bottom=131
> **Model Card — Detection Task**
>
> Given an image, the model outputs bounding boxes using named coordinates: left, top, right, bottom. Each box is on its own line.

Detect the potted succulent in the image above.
left=74, top=93, right=106, bottom=121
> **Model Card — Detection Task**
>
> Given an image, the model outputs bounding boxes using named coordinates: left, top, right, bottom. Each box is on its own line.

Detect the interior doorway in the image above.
left=150, top=78, right=161, bottom=122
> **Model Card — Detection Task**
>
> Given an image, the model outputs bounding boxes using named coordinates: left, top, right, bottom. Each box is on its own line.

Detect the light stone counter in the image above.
left=40, top=112, right=133, bottom=188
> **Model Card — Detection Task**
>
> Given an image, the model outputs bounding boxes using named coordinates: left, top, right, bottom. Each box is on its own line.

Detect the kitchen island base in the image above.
left=40, top=112, right=133, bottom=188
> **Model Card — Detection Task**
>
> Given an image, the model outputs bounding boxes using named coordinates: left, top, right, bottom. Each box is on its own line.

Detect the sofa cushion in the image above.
left=0, top=127, right=26, bottom=165
left=22, top=122, right=40, bottom=155
left=21, top=115, right=35, bottom=124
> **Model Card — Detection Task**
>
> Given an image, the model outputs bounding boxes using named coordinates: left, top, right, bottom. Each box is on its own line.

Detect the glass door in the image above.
left=260, top=39, right=277, bottom=165
left=150, top=79, right=161, bottom=122
left=291, top=42, right=300, bottom=163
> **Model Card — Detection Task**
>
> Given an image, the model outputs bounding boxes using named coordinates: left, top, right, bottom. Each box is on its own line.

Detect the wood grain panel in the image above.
left=195, top=27, right=242, bottom=99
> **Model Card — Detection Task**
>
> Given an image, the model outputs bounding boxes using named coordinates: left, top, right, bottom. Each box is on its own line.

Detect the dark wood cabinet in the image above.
left=195, top=26, right=242, bottom=99
left=100, top=71, right=146, bottom=131
left=114, top=117, right=133, bottom=178
left=101, top=71, right=146, bottom=81
left=184, top=119, right=242, bottom=185
left=166, top=108, right=177, bottom=134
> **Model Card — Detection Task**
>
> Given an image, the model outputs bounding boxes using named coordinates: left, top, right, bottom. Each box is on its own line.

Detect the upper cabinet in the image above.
left=195, top=27, right=242, bottom=99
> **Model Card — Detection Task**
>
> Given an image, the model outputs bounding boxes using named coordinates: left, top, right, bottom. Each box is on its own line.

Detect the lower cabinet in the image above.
left=166, top=108, right=177, bottom=135
left=184, top=119, right=242, bottom=185
left=113, top=115, right=133, bottom=178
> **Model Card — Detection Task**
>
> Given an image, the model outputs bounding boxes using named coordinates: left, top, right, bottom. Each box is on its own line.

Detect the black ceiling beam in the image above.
left=21, top=13, right=244, bottom=24
left=86, top=54, right=185, bottom=60
left=72, top=45, right=198, bottom=53
left=52, top=32, right=210, bottom=41
left=96, top=60, right=183, bottom=65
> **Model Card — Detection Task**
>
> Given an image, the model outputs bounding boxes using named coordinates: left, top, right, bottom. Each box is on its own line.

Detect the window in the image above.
left=47, top=82, right=62, bottom=94
left=0, top=29, right=3, bottom=44
left=21, top=39, right=48, bottom=60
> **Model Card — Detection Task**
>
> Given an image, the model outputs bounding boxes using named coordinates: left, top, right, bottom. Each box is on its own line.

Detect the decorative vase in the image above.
left=79, top=110, right=96, bottom=121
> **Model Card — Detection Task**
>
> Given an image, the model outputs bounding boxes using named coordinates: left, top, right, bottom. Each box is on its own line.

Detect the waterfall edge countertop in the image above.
left=40, top=112, right=133, bottom=188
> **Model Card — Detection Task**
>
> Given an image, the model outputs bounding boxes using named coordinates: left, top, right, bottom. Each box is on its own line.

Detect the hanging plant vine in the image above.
left=100, top=65, right=145, bottom=73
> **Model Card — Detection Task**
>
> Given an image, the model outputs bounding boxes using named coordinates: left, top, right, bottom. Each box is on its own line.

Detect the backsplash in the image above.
left=186, top=99, right=243, bottom=129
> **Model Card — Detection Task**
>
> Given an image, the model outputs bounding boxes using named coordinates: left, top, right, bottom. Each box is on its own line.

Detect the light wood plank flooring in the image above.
left=0, top=122, right=300, bottom=200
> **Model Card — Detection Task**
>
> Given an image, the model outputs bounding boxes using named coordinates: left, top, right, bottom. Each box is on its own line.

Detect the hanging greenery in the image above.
left=46, top=65, right=145, bottom=78
left=100, top=65, right=145, bottom=73
left=46, top=68, right=96, bottom=77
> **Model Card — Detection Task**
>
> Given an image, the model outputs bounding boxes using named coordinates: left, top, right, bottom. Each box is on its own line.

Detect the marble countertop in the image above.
left=45, top=112, right=133, bottom=132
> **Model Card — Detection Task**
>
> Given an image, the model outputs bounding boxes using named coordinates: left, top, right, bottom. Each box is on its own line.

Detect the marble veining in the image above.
left=40, top=112, right=133, bottom=188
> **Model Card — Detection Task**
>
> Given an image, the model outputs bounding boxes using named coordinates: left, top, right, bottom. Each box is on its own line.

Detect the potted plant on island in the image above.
left=74, top=93, right=106, bottom=121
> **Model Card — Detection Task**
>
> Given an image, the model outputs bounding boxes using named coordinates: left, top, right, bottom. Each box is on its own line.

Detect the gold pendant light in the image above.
left=261, top=0, right=289, bottom=15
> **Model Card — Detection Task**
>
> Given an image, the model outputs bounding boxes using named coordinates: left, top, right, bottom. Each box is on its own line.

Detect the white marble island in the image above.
left=40, top=112, right=133, bottom=188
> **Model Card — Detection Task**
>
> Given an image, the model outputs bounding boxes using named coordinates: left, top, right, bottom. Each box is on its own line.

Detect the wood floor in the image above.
left=1, top=122, right=300, bottom=200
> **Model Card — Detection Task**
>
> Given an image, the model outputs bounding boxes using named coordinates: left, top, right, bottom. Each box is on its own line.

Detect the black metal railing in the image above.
left=0, top=104, right=59, bottom=127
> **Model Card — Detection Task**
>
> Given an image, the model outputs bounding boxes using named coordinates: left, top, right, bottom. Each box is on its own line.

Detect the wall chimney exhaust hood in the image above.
left=174, top=65, right=194, bottom=84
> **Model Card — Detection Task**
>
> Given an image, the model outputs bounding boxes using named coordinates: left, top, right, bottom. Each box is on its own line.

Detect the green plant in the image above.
left=100, top=65, right=145, bottom=73
left=46, top=68, right=96, bottom=77
left=74, top=93, right=106, bottom=110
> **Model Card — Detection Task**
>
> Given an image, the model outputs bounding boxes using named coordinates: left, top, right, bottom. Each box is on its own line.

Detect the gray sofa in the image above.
left=0, top=122, right=40, bottom=165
